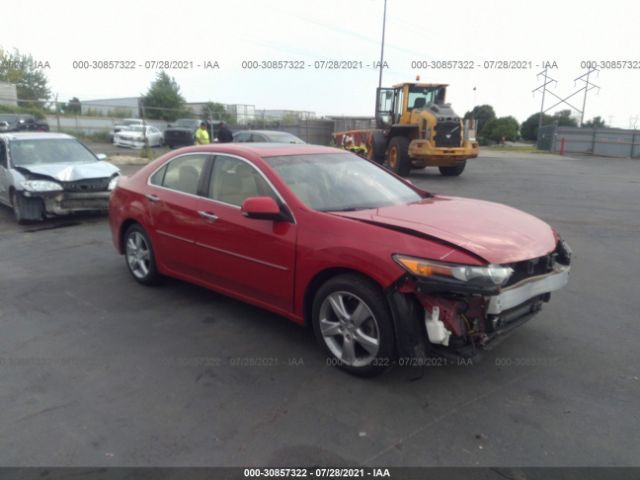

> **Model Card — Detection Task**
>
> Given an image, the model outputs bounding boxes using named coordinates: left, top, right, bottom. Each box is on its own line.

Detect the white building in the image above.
left=0, top=82, right=18, bottom=106
left=80, top=97, right=141, bottom=117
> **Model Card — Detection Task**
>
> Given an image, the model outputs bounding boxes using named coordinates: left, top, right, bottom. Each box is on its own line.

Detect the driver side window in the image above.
left=208, top=155, right=277, bottom=207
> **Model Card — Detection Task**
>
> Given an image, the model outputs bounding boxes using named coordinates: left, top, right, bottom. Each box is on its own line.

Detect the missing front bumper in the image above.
left=487, top=265, right=570, bottom=315
left=43, top=191, right=111, bottom=215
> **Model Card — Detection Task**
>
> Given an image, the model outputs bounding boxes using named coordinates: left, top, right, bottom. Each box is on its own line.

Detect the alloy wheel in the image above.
left=126, top=231, right=151, bottom=280
left=318, top=291, right=381, bottom=367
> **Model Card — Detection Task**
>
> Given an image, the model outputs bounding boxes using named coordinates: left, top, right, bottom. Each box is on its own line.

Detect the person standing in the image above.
left=217, top=121, right=233, bottom=143
left=195, top=122, right=210, bottom=145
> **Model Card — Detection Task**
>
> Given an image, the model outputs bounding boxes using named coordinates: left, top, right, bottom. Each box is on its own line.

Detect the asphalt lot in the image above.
left=0, top=150, right=639, bottom=467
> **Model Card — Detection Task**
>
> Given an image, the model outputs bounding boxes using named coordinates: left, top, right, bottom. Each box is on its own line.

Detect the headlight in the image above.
left=108, top=176, right=120, bottom=191
left=393, top=254, right=514, bottom=287
left=21, top=180, right=63, bottom=192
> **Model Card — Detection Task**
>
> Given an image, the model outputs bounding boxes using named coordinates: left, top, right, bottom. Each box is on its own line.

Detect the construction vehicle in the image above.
left=334, top=82, right=479, bottom=176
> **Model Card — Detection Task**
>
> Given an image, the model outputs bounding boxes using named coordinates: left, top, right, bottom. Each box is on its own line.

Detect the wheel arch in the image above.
left=118, top=218, right=142, bottom=254
left=302, top=267, right=388, bottom=327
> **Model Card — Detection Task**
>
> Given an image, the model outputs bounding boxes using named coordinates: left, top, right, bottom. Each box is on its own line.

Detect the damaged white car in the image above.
left=0, top=132, right=120, bottom=224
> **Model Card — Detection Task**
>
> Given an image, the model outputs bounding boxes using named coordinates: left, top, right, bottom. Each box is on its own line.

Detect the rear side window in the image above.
left=234, top=132, right=251, bottom=143
left=155, top=154, right=209, bottom=195
left=149, top=165, right=167, bottom=185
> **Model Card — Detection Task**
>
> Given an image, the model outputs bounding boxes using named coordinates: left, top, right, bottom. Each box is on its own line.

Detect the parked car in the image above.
left=108, top=144, right=571, bottom=376
left=0, top=114, right=50, bottom=132
left=0, top=132, right=120, bottom=224
left=109, top=118, right=144, bottom=142
left=233, top=130, right=305, bottom=144
left=163, top=118, right=201, bottom=148
left=0, top=120, right=10, bottom=132
left=114, top=125, right=164, bottom=148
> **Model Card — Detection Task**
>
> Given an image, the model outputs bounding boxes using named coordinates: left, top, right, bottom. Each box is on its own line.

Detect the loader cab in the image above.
left=375, top=82, right=448, bottom=129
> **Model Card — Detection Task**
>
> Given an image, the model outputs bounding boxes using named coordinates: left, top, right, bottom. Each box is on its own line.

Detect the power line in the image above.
left=532, top=67, right=601, bottom=127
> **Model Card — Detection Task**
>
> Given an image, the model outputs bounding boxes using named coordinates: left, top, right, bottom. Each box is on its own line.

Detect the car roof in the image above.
left=0, top=132, right=75, bottom=141
left=176, top=143, right=342, bottom=157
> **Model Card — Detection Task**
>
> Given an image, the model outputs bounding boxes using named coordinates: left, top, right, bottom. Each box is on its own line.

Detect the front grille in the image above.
left=503, top=241, right=571, bottom=287
left=62, top=177, right=110, bottom=192
left=434, top=122, right=462, bottom=147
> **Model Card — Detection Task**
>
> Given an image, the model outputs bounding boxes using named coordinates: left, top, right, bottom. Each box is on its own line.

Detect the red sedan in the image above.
left=108, top=144, right=571, bottom=376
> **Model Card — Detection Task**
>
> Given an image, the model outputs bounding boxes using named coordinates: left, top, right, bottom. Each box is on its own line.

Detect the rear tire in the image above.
left=439, top=161, right=466, bottom=176
left=387, top=136, right=411, bottom=176
left=312, top=274, right=396, bottom=377
left=124, top=224, right=160, bottom=285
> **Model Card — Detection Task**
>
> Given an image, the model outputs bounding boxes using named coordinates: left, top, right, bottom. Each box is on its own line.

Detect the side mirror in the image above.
left=96, top=153, right=107, bottom=161
left=241, top=196, right=285, bottom=221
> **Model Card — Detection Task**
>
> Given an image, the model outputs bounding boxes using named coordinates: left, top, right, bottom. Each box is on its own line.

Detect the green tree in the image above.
left=200, top=102, right=232, bottom=123
left=481, top=116, right=519, bottom=142
left=582, top=116, right=606, bottom=128
left=0, top=48, right=51, bottom=107
left=463, top=104, right=496, bottom=135
left=520, top=112, right=554, bottom=141
left=141, top=71, right=187, bottom=121
left=552, top=109, right=578, bottom=127
left=65, top=97, right=81, bottom=114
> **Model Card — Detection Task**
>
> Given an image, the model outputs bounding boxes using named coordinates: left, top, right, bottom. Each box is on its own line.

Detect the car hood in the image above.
left=333, top=196, right=557, bottom=264
left=18, top=161, right=120, bottom=181
left=117, top=132, right=143, bottom=139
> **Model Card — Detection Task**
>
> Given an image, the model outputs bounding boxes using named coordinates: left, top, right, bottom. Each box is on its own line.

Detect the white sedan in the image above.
left=113, top=126, right=163, bottom=148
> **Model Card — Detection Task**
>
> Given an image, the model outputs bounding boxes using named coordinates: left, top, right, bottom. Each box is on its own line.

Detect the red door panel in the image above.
left=194, top=202, right=296, bottom=311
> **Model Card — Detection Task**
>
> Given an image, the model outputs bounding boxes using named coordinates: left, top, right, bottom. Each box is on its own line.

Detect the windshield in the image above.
left=174, top=119, right=198, bottom=128
left=122, top=119, right=142, bottom=126
left=407, top=85, right=445, bottom=109
left=9, top=138, right=98, bottom=167
left=265, top=153, right=422, bottom=211
left=126, top=126, right=145, bottom=133
left=269, top=133, right=304, bottom=143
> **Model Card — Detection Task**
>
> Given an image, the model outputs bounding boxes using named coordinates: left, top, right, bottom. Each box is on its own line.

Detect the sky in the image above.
left=2, top=0, right=640, bottom=127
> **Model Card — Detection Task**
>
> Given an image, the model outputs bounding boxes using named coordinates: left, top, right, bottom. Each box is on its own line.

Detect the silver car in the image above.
left=0, top=132, right=120, bottom=224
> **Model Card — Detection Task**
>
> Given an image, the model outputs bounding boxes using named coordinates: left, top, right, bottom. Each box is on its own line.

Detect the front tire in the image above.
left=124, top=224, right=160, bottom=285
left=312, top=274, right=396, bottom=377
left=11, top=190, right=43, bottom=224
left=387, top=136, right=411, bottom=176
left=367, top=131, right=386, bottom=164
left=439, top=160, right=466, bottom=176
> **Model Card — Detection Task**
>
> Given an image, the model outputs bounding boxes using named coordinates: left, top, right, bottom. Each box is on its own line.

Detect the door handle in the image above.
left=198, top=211, right=219, bottom=222
left=145, top=193, right=160, bottom=203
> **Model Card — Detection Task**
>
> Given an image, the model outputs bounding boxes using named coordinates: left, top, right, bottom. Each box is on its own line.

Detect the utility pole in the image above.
left=575, top=68, right=599, bottom=127
left=378, top=0, right=387, bottom=88
left=533, top=68, right=556, bottom=131
left=55, top=93, right=61, bottom=132
left=533, top=67, right=600, bottom=128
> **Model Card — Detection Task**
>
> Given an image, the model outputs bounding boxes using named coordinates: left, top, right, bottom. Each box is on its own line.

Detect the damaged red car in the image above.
left=109, top=144, right=571, bottom=376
